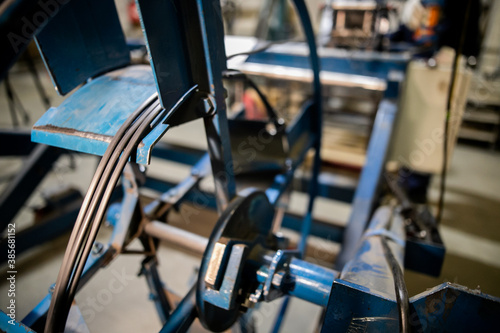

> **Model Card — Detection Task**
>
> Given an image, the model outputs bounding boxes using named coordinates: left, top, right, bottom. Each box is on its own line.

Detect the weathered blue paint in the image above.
left=322, top=281, right=500, bottom=332
left=340, top=206, right=405, bottom=300
left=287, top=257, right=337, bottom=306
left=31, top=65, right=159, bottom=164
left=411, top=283, right=500, bottom=332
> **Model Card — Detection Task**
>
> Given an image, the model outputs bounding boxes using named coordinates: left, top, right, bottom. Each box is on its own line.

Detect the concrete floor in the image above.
left=1, top=57, right=500, bottom=331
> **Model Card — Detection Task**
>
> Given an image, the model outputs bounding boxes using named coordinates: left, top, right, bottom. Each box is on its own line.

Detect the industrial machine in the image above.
left=0, top=0, right=499, bottom=332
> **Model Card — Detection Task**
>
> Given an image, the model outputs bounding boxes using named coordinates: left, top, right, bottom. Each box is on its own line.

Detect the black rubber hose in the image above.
left=380, top=237, right=410, bottom=333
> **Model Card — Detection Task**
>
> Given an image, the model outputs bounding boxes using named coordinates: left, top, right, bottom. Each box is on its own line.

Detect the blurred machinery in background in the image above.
left=0, top=0, right=499, bottom=332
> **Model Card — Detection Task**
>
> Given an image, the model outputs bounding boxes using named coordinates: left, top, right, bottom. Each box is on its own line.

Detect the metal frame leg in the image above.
left=0, top=144, right=63, bottom=232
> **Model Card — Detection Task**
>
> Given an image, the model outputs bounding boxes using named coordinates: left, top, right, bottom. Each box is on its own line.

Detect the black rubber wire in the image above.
left=223, top=69, right=284, bottom=130
left=380, top=237, right=410, bottom=333
left=436, top=0, right=473, bottom=224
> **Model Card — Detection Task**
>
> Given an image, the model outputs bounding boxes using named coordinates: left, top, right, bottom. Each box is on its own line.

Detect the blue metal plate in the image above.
left=32, top=65, right=161, bottom=164
left=35, top=0, right=130, bottom=95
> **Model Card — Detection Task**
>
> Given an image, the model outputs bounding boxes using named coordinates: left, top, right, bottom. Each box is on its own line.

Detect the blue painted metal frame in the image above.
left=410, top=283, right=500, bottom=332
left=3, top=0, right=490, bottom=331
left=245, top=50, right=408, bottom=81
left=136, top=0, right=237, bottom=213
left=335, top=99, right=399, bottom=270
left=31, top=66, right=159, bottom=164
left=322, top=204, right=500, bottom=332
left=35, top=0, right=130, bottom=95
left=322, top=280, right=500, bottom=332
left=267, top=1, right=323, bottom=330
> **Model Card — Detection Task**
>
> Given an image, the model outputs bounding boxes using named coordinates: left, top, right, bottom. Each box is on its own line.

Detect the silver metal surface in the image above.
left=235, top=62, right=387, bottom=91
left=144, top=221, right=208, bottom=255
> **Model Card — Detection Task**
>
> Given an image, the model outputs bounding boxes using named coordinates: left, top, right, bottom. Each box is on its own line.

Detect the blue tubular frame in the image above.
left=292, top=0, right=322, bottom=257
left=0, top=311, right=35, bottom=333
left=335, top=99, right=398, bottom=270
left=195, top=0, right=237, bottom=211
left=321, top=205, right=500, bottom=332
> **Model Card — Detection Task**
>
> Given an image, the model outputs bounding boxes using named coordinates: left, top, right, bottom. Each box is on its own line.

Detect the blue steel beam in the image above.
left=410, top=283, right=500, bottom=332
left=196, top=0, right=237, bottom=212
left=339, top=206, right=406, bottom=300
left=322, top=281, right=500, bottom=332
left=322, top=205, right=406, bottom=332
left=245, top=50, right=408, bottom=81
left=137, top=0, right=237, bottom=212
left=335, top=99, right=398, bottom=270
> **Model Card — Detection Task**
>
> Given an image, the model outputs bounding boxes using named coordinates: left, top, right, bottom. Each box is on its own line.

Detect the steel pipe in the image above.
left=145, top=221, right=338, bottom=307
left=144, top=221, right=208, bottom=256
